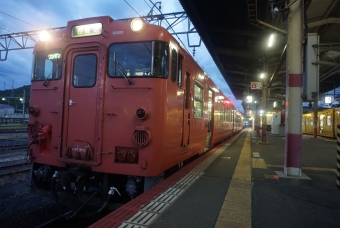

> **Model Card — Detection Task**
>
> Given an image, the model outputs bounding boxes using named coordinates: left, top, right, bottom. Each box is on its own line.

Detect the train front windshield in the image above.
left=32, top=49, right=62, bottom=81
left=108, top=41, right=169, bottom=78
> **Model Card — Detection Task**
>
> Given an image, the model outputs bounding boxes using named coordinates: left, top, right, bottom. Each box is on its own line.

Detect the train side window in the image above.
left=185, top=72, right=190, bottom=109
left=153, top=41, right=169, bottom=77
left=177, top=54, right=183, bottom=88
left=33, top=49, right=62, bottom=81
left=73, top=54, right=97, bottom=87
left=220, top=105, right=224, bottom=121
left=194, top=81, right=203, bottom=118
left=224, top=107, right=226, bottom=122
left=229, top=109, right=232, bottom=122
left=327, top=115, right=332, bottom=126
left=171, top=49, right=177, bottom=83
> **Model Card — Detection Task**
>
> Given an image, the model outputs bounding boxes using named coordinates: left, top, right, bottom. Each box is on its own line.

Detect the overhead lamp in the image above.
left=268, top=33, right=275, bottom=47
left=260, top=73, right=265, bottom=79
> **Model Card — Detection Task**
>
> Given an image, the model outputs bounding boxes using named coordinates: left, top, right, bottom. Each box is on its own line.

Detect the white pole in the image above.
left=284, top=0, right=303, bottom=177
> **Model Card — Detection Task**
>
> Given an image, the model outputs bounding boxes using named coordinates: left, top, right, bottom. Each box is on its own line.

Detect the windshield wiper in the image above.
left=116, top=61, right=134, bottom=85
left=43, top=60, right=59, bottom=87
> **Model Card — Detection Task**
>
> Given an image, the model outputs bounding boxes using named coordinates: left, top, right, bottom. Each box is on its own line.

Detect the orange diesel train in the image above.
left=28, top=16, right=243, bottom=210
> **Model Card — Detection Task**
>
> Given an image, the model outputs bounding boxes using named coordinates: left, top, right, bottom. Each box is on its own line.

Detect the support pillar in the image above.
left=337, top=125, right=340, bottom=189
left=284, top=0, right=303, bottom=177
left=261, top=84, right=267, bottom=143
left=313, top=100, right=318, bottom=138
left=255, top=108, right=261, bottom=137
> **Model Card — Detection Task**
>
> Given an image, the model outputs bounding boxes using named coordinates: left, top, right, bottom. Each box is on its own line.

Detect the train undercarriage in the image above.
left=30, top=163, right=163, bottom=219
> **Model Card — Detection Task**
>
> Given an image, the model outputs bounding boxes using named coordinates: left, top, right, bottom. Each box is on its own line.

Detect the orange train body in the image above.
left=28, top=16, right=243, bottom=202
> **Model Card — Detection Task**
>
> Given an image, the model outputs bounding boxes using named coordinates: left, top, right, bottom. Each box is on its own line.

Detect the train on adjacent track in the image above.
left=27, top=16, right=243, bottom=214
left=303, top=107, right=340, bottom=138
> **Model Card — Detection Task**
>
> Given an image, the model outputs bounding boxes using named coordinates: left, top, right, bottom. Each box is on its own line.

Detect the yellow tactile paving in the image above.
left=215, top=129, right=252, bottom=228
left=252, top=158, right=267, bottom=169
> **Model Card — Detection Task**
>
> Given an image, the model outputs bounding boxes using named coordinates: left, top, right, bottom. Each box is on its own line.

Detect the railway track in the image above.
left=0, top=129, right=27, bottom=133
left=0, top=139, right=28, bottom=149
left=0, top=162, right=31, bottom=177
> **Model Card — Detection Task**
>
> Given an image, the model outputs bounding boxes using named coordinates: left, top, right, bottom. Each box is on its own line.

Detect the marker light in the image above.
left=39, top=30, right=50, bottom=41
left=136, top=108, right=149, bottom=119
left=28, top=106, right=40, bottom=116
left=130, top=18, right=144, bottom=32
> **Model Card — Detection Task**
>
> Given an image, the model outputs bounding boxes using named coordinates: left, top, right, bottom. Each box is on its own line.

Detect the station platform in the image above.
left=90, top=128, right=340, bottom=228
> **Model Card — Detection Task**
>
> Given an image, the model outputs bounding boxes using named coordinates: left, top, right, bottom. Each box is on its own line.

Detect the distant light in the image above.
left=39, top=30, right=50, bottom=41
left=260, top=110, right=264, bottom=114
left=246, top=95, right=253, bottom=103
left=273, top=101, right=277, bottom=107
left=131, top=18, right=144, bottom=32
left=268, top=33, right=275, bottom=47
left=260, top=73, right=265, bottom=79
left=198, top=74, right=205, bottom=80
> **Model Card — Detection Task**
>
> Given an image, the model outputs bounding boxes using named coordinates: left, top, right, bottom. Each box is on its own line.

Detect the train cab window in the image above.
left=171, top=49, right=177, bottom=83
left=108, top=41, right=169, bottom=78
left=194, top=82, right=203, bottom=118
left=72, top=54, right=97, bottom=87
left=33, top=49, right=62, bottom=81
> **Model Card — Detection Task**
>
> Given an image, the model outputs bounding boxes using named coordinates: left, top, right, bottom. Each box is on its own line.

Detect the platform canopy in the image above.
left=178, top=0, right=340, bottom=111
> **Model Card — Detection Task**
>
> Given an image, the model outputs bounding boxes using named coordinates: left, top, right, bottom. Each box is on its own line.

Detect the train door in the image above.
left=205, top=89, right=213, bottom=148
left=319, top=114, right=325, bottom=134
left=61, top=47, right=104, bottom=165
left=334, top=108, right=340, bottom=138
left=181, top=71, right=191, bottom=152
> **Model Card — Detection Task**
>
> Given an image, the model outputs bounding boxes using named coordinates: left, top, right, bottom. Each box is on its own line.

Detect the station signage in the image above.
left=250, top=82, right=263, bottom=90
left=324, top=96, right=331, bottom=104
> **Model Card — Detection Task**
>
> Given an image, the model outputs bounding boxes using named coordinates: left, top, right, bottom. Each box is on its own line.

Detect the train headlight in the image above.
left=130, top=18, right=144, bottom=32
left=116, top=149, right=127, bottom=162
left=39, top=30, right=50, bottom=41
left=127, top=149, right=137, bottom=163
left=136, top=108, right=149, bottom=120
